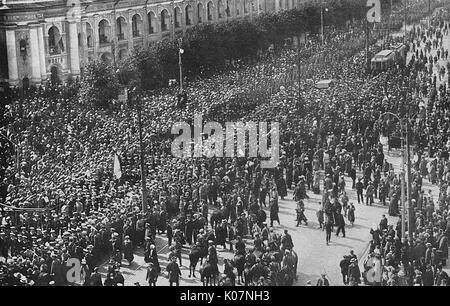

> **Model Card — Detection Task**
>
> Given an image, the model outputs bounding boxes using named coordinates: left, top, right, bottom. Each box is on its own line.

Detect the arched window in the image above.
left=197, top=3, right=204, bottom=23
left=174, top=7, right=181, bottom=28
left=48, top=26, right=62, bottom=55
left=116, top=17, right=127, bottom=40
left=98, top=19, right=110, bottom=44
left=161, top=9, right=169, bottom=31
left=148, top=11, right=157, bottom=33
left=244, top=0, right=248, bottom=13
left=185, top=5, right=193, bottom=25
left=132, top=14, right=142, bottom=37
left=236, top=0, right=240, bottom=15
left=86, top=22, right=93, bottom=47
left=217, top=0, right=224, bottom=19
left=226, top=0, right=231, bottom=17
left=207, top=1, right=213, bottom=21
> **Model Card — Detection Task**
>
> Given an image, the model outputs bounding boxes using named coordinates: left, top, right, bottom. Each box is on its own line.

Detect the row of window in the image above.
left=96, top=1, right=252, bottom=44
left=44, top=0, right=279, bottom=54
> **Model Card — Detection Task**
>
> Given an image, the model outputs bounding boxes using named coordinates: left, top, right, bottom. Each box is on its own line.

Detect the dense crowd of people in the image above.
left=353, top=9, right=450, bottom=286
left=1, top=2, right=450, bottom=286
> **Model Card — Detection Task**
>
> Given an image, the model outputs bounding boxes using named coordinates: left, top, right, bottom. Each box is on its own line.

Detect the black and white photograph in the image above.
left=0, top=0, right=449, bottom=294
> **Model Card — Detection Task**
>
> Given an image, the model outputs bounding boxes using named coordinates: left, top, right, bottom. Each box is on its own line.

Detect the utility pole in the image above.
left=406, top=119, right=413, bottom=242
left=320, top=2, right=324, bottom=46
left=403, top=0, right=407, bottom=44
left=135, top=93, right=148, bottom=213
left=297, top=44, right=302, bottom=112
left=428, top=0, right=431, bottom=28
left=179, top=38, right=184, bottom=92
left=388, top=0, right=392, bottom=38
left=400, top=121, right=406, bottom=241
left=365, top=19, right=370, bottom=73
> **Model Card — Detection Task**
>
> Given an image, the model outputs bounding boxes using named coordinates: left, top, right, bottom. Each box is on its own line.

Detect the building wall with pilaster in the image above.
left=0, top=0, right=293, bottom=87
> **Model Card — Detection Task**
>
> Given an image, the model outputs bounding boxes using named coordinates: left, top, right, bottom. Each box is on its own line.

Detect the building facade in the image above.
left=0, top=0, right=304, bottom=87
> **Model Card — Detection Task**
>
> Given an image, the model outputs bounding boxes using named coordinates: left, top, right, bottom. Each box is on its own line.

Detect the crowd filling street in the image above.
left=0, top=3, right=450, bottom=286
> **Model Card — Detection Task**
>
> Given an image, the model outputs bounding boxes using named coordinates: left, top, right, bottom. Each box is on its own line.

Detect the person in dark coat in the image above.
left=348, top=258, right=361, bottom=286
left=325, top=217, right=333, bottom=245
left=339, top=255, right=350, bottom=285
left=316, top=274, right=330, bottom=286
left=276, top=176, right=287, bottom=200
left=123, top=235, right=134, bottom=265
left=166, top=257, right=182, bottom=286
left=335, top=212, right=346, bottom=237
left=347, top=203, right=355, bottom=226
left=104, top=272, right=115, bottom=286
left=215, top=220, right=228, bottom=249
left=270, top=202, right=280, bottom=227
left=50, top=254, right=65, bottom=286
left=89, top=267, right=103, bottom=286
left=166, top=222, right=173, bottom=246
left=114, top=269, right=125, bottom=285
left=146, top=262, right=158, bottom=286
left=185, top=216, right=195, bottom=246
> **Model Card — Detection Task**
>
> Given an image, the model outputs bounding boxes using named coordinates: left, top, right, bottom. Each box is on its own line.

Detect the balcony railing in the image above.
left=133, top=30, right=140, bottom=37
left=117, top=33, right=125, bottom=40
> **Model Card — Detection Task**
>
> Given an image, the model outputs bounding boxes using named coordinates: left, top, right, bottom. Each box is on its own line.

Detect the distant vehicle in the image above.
left=315, top=79, right=334, bottom=89
left=370, top=44, right=407, bottom=72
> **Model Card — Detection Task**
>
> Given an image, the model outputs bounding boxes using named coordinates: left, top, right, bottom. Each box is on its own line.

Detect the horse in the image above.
left=243, top=262, right=253, bottom=286
left=199, top=261, right=218, bottom=286
left=188, top=245, right=203, bottom=278
left=232, top=253, right=246, bottom=284
left=209, top=205, right=230, bottom=229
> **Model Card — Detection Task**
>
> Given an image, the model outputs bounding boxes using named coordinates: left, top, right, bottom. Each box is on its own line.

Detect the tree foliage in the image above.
left=78, top=60, right=119, bottom=109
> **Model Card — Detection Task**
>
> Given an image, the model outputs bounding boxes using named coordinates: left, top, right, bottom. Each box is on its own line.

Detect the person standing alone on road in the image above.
left=356, top=178, right=364, bottom=204
left=325, top=217, right=333, bottom=245
left=335, top=212, right=346, bottom=238
left=339, top=255, right=350, bottom=285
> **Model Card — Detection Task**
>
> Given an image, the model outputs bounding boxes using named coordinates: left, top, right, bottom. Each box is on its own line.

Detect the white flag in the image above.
left=113, top=153, right=122, bottom=179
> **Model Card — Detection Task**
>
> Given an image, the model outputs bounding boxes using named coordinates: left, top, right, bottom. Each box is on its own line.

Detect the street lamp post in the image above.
left=179, top=45, right=184, bottom=92
left=320, top=2, right=328, bottom=46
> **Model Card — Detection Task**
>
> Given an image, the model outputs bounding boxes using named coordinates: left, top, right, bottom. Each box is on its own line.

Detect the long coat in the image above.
left=438, top=235, right=449, bottom=259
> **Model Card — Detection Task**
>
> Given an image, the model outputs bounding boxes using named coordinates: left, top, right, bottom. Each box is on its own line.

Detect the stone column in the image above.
left=68, top=21, right=80, bottom=75
left=37, top=25, right=47, bottom=80
left=81, top=17, right=87, bottom=68
left=93, top=16, right=99, bottom=59
left=128, top=10, right=133, bottom=48
left=29, top=25, right=42, bottom=84
left=143, top=8, right=149, bottom=46
left=5, top=28, right=19, bottom=86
